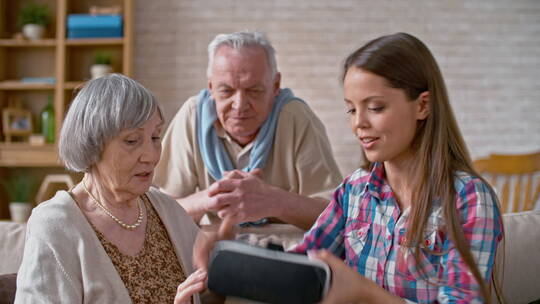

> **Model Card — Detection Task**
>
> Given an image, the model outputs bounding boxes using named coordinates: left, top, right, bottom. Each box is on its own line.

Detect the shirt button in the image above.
left=425, top=239, right=431, bottom=246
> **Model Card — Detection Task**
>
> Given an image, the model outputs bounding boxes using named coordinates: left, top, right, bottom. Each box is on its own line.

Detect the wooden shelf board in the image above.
left=64, top=81, right=86, bottom=90
left=0, top=81, right=55, bottom=90
left=66, top=38, right=124, bottom=46
left=0, top=143, right=61, bottom=167
left=0, top=39, right=56, bottom=47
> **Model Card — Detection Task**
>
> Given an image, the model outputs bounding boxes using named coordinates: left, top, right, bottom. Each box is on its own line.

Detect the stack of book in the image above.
left=21, top=77, right=55, bottom=84
left=67, top=14, right=123, bottom=39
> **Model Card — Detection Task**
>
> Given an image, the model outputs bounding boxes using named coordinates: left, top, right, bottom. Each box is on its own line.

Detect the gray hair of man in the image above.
left=206, top=30, right=278, bottom=78
left=59, top=73, right=162, bottom=172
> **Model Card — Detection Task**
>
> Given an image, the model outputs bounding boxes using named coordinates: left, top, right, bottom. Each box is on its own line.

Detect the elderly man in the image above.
left=154, top=30, right=341, bottom=230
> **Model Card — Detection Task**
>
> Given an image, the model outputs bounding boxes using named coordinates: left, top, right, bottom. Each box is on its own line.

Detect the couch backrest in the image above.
left=0, top=222, right=26, bottom=275
left=1, top=211, right=539, bottom=303
left=493, top=210, right=540, bottom=304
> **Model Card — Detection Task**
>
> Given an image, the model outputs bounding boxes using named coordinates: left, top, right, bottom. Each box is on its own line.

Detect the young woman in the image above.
left=292, top=32, right=503, bottom=303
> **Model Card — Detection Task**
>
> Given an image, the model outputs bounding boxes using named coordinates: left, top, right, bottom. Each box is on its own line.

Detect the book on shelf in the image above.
left=67, top=29, right=122, bottom=39
left=21, top=77, right=56, bottom=84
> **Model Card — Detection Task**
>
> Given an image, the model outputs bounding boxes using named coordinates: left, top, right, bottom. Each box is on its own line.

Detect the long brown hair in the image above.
left=341, top=33, right=503, bottom=303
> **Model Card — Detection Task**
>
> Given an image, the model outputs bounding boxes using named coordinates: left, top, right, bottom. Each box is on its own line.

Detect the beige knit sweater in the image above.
left=15, top=187, right=200, bottom=304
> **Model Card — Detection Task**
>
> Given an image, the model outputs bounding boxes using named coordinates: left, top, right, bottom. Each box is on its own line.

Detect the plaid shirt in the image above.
left=292, top=162, right=503, bottom=304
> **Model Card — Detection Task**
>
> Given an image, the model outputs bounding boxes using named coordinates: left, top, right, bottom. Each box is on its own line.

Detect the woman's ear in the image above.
left=416, top=91, right=430, bottom=120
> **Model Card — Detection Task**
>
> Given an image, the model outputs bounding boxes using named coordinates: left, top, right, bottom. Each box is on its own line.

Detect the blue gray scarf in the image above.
left=196, top=88, right=304, bottom=181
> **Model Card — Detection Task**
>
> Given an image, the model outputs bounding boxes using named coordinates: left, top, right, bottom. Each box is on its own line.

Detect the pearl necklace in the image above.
left=82, top=180, right=144, bottom=230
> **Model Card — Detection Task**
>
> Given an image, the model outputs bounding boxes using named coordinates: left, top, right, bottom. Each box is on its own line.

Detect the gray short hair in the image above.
left=206, top=30, right=278, bottom=78
left=59, top=74, right=162, bottom=172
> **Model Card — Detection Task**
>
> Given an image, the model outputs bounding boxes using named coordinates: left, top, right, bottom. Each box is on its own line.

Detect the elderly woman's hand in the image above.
left=174, top=269, right=207, bottom=304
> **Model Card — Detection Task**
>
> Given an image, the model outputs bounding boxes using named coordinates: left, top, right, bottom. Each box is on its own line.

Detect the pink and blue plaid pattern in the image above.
left=292, top=162, right=503, bottom=303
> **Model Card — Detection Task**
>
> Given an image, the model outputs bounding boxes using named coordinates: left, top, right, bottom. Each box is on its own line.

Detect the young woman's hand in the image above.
left=174, top=269, right=207, bottom=304
left=192, top=215, right=237, bottom=270
left=309, top=250, right=365, bottom=304
left=310, top=250, right=405, bottom=304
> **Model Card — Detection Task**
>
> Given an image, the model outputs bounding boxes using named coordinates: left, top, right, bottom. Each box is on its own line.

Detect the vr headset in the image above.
left=207, top=240, right=331, bottom=304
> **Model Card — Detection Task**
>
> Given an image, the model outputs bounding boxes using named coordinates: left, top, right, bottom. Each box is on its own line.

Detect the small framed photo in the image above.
left=2, top=108, right=33, bottom=142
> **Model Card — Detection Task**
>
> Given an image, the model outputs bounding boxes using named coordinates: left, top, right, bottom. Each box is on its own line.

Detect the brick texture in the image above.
left=134, top=0, right=540, bottom=176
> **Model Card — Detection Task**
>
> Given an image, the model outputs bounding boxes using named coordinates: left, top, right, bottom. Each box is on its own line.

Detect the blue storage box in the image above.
left=67, top=14, right=123, bottom=38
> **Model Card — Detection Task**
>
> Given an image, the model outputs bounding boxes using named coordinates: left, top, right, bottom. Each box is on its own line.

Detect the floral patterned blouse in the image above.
left=92, top=195, right=187, bottom=303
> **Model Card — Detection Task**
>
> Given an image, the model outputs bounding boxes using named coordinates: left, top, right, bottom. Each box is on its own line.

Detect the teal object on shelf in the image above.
left=41, top=95, right=55, bottom=143
left=66, top=14, right=123, bottom=38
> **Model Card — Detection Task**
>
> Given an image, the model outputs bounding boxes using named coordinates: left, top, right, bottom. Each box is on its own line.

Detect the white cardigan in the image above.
left=15, top=187, right=201, bottom=304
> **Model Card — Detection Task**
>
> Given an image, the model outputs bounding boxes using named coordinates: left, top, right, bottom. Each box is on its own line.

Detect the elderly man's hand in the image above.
left=196, top=170, right=261, bottom=213
left=179, top=169, right=271, bottom=223
left=207, top=169, right=282, bottom=223
left=199, top=168, right=326, bottom=230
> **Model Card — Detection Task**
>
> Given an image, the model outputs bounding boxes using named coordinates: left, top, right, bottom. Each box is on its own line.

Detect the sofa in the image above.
left=0, top=221, right=25, bottom=303
left=1, top=211, right=539, bottom=304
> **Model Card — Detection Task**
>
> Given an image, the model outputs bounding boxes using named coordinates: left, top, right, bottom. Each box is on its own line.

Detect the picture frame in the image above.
left=2, top=108, right=33, bottom=142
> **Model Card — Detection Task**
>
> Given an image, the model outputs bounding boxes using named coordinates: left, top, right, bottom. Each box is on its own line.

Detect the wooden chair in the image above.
left=35, top=174, right=75, bottom=205
left=474, top=151, right=540, bottom=213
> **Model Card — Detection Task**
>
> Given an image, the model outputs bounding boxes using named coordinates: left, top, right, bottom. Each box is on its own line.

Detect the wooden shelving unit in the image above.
left=0, top=0, right=133, bottom=167
left=0, top=0, right=132, bottom=218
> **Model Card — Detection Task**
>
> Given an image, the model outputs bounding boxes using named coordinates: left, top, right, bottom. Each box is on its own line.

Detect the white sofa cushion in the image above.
left=494, top=210, right=540, bottom=304
left=0, top=221, right=26, bottom=275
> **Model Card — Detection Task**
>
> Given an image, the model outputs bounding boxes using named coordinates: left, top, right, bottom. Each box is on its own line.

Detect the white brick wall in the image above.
left=134, top=0, right=540, bottom=176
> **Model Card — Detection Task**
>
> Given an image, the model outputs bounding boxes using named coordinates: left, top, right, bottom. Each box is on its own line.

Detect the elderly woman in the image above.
left=15, top=74, right=204, bottom=304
